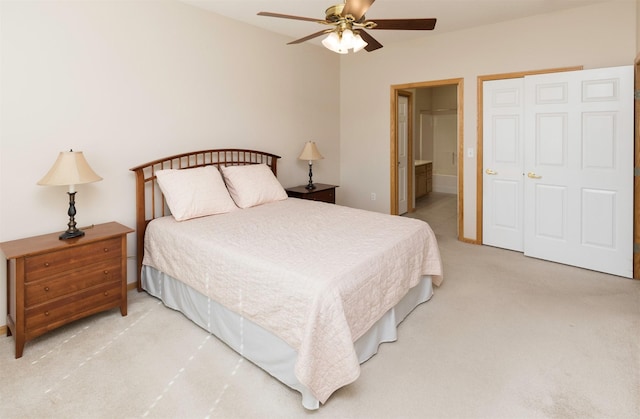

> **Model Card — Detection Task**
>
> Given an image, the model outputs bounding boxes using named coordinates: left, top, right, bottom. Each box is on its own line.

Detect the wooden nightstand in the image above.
left=286, top=183, right=338, bottom=204
left=0, top=222, right=133, bottom=358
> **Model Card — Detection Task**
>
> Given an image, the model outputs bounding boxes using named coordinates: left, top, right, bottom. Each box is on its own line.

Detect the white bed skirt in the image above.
left=141, top=265, right=433, bottom=410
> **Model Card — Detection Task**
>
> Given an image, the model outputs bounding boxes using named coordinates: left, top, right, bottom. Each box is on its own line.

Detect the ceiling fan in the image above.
left=257, top=0, right=437, bottom=54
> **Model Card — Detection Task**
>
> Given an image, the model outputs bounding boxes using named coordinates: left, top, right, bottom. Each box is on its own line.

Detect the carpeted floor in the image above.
left=1, top=193, right=638, bottom=418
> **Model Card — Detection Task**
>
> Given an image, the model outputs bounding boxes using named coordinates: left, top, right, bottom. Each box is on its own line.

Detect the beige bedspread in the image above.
left=143, top=198, right=442, bottom=403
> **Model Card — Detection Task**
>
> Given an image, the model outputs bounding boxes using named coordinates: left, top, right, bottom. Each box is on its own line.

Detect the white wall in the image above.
left=0, top=0, right=340, bottom=327
left=339, top=1, right=636, bottom=241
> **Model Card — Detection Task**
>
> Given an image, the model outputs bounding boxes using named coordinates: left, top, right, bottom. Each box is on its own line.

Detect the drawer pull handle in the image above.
left=44, top=262, right=50, bottom=267
left=103, top=270, right=109, bottom=275
left=103, top=248, right=109, bottom=252
left=104, top=292, right=109, bottom=296
left=44, top=311, right=49, bottom=316
left=44, top=286, right=50, bottom=292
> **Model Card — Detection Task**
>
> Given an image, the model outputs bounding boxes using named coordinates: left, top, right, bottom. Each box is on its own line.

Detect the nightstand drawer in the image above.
left=285, top=184, right=338, bottom=204
left=306, top=188, right=335, bottom=203
left=25, top=238, right=122, bottom=282
left=25, top=257, right=121, bottom=306
left=25, top=281, right=122, bottom=336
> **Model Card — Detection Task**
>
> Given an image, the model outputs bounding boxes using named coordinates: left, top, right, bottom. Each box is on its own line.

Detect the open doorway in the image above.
left=390, top=78, right=463, bottom=240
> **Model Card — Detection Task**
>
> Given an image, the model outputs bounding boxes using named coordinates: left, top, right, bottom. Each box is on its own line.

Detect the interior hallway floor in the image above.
left=404, top=192, right=458, bottom=239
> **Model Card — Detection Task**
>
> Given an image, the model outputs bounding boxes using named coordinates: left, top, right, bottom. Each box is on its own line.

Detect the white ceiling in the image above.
left=180, top=0, right=611, bottom=48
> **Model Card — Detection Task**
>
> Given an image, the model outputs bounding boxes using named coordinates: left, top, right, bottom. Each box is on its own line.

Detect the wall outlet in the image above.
left=371, top=193, right=376, bottom=201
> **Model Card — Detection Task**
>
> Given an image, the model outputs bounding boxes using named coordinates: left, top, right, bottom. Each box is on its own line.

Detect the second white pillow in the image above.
left=220, top=164, right=288, bottom=208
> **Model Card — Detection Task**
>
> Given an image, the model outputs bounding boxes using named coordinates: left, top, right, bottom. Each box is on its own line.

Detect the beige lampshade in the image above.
left=38, top=150, right=102, bottom=189
left=298, top=141, right=324, bottom=161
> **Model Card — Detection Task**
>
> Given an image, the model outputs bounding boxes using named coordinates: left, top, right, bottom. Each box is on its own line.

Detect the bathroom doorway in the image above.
left=390, top=78, right=463, bottom=240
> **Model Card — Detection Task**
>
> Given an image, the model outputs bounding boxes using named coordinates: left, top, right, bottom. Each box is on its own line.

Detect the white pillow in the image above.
left=220, top=164, right=287, bottom=208
left=155, top=166, right=237, bottom=221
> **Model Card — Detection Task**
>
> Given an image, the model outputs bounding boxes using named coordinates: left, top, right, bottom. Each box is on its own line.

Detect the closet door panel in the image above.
left=533, top=184, right=567, bottom=241
left=535, top=113, right=567, bottom=167
left=523, top=65, right=633, bottom=278
left=482, top=78, right=525, bottom=252
left=581, top=189, right=616, bottom=249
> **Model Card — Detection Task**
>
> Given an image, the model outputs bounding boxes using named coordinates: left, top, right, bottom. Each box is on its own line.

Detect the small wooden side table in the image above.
left=286, top=183, right=338, bottom=204
left=0, top=222, right=133, bottom=358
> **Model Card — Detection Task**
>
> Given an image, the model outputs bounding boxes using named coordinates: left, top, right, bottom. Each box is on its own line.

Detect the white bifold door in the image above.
left=483, top=66, right=633, bottom=278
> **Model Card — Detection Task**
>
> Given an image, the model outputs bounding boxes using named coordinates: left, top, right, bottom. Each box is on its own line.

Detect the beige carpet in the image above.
left=1, top=193, right=639, bottom=418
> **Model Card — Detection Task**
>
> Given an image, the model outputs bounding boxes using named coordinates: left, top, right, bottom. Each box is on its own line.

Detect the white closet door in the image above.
left=523, top=66, right=633, bottom=278
left=482, top=78, right=525, bottom=251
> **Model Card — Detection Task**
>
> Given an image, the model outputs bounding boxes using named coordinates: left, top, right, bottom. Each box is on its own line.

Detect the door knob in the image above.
left=485, top=169, right=497, bottom=175
left=527, top=172, right=542, bottom=179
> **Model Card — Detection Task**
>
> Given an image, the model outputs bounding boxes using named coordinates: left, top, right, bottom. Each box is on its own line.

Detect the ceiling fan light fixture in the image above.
left=352, top=33, right=368, bottom=52
left=322, top=28, right=368, bottom=54
left=341, top=28, right=355, bottom=45
left=321, top=31, right=342, bottom=52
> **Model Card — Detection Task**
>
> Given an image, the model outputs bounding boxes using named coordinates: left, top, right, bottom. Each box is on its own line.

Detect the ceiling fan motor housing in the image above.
left=326, top=3, right=365, bottom=24
left=325, top=4, right=345, bottom=22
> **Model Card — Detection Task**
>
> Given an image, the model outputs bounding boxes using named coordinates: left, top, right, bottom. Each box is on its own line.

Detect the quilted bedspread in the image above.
left=143, top=198, right=442, bottom=403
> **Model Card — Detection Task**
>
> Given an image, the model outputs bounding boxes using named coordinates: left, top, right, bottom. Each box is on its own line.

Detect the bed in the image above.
left=130, top=149, right=443, bottom=409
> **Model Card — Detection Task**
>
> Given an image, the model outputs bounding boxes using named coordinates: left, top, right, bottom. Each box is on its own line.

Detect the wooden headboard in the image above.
left=129, top=149, right=281, bottom=289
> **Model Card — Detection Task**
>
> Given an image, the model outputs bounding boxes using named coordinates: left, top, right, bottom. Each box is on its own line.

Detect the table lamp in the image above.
left=37, top=150, right=102, bottom=239
left=298, top=141, right=324, bottom=190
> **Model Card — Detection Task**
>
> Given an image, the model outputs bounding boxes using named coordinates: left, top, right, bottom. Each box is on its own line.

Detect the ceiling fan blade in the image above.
left=371, top=18, right=437, bottom=30
left=287, top=29, right=332, bottom=45
left=257, top=11, right=324, bottom=23
left=358, top=30, right=383, bottom=52
left=342, top=0, right=375, bottom=22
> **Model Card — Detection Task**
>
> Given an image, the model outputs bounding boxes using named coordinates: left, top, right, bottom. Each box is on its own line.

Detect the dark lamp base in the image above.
left=59, top=229, right=85, bottom=240
left=59, top=191, right=84, bottom=240
left=305, top=162, right=317, bottom=190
